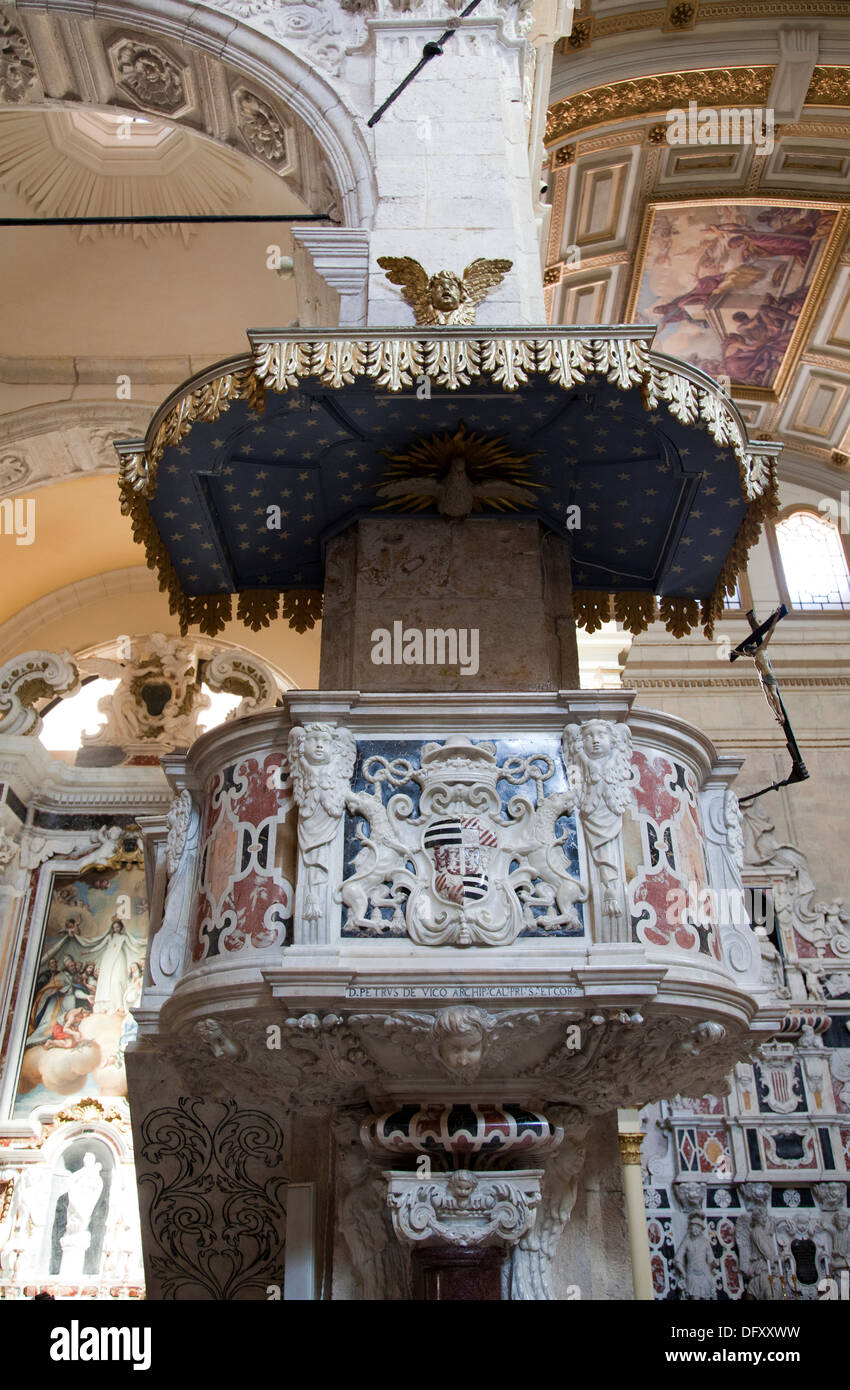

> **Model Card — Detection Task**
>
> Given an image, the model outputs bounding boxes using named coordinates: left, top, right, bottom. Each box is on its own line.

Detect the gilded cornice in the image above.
left=115, top=328, right=780, bottom=642
left=557, top=4, right=850, bottom=57
left=546, top=67, right=774, bottom=145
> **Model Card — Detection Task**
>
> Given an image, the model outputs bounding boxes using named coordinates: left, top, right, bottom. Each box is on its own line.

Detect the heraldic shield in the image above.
left=423, top=816, right=496, bottom=908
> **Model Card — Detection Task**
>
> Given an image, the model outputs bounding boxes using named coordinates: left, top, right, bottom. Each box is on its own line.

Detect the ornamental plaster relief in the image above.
left=7, top=2, right=357, bottom=222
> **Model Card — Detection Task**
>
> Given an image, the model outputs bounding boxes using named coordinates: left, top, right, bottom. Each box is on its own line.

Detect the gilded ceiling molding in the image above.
left=545, top=68, right=775, bottom=145
left=556, top=3, right=850, bottom=56
left=115, top=330, right=780, bottom=642
left=807, top=67, right=850, bottom=106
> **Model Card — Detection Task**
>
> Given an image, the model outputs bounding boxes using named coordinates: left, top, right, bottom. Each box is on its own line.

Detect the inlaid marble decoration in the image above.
left=13, top=865, right=148, bottom=1117
left=340, top=737, right=584, bottom=941
left=191, top=752, right=295, bottom=961
left=624, top=750, right=719, bottom=961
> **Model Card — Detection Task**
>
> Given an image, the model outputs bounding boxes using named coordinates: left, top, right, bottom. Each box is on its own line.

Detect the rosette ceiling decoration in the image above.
left=116, top=325, right=780, bottom=641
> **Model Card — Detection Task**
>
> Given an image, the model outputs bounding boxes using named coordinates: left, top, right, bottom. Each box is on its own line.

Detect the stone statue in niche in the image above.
left=674, top=1214, right=719, bottom=1299
left=58, top=1153, right=103, bottom=1277
left=289, top=723, right=357, bottom=932
left=338, top=738, right=584, bottom=948
left=564, top=720, right=634, bottom=940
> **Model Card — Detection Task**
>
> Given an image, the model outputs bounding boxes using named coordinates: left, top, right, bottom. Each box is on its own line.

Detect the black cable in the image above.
left=0, top=214, right=334, bottom=227
left=367, top=0, right=483, bottom=127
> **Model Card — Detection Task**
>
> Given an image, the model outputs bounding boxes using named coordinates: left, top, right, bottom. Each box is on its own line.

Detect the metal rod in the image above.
left=367, top=0, right=483, bottom=127
left=729, top=604, right=810, bottom=804
left=0, top=214, right=334, bottom=227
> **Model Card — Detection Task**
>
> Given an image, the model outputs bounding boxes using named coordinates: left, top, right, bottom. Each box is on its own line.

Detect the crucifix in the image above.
left=729, top=603, right=809, bottom=805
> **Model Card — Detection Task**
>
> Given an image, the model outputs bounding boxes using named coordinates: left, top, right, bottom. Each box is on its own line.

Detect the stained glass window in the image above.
left=775, top=510, right=850, bottom=611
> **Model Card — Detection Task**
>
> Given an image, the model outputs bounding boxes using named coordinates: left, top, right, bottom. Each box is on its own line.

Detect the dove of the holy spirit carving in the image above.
left=374, top=422, right=544, bottom=520
left=376, top=256, right=513, bottom=326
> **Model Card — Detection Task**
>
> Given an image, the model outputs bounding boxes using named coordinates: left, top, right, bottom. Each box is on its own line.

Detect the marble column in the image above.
left=617, top=1109, right=654, bottom=1301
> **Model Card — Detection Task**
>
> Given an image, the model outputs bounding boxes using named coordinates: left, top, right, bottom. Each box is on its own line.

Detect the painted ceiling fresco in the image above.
left=631, top=201, right=838, bottom=392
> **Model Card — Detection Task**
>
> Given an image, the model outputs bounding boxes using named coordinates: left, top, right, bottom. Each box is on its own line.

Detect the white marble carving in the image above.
left=0, top=12, right=39, bottom=103
left=510, top=1105, right=589, bottom=1300
left=340, top=737, right=583, bottom=948
left=148, top=789, right=201, bottom=991
left=290, top=723, right=357, bottom=939
left=110, top=39, right=187, bottom=114
left=564, top=720, right=633, bottom=940
left=674, top=1214, right=719, bottom=1300
left=0, top=649, right=79, bottom=736
left=386, top=1169, right=542, bottom=1248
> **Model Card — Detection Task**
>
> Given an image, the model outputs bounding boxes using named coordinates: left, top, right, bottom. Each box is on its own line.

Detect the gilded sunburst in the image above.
left=374, top=422, right=544, bottom=517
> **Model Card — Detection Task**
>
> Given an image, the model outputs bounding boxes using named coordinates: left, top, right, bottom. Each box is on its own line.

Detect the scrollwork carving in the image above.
left=138, top=1098, right=287, bottom=1299
left=0, top=649, right=79, bottom=736
left=386, top=1170, right=542, bottom=1248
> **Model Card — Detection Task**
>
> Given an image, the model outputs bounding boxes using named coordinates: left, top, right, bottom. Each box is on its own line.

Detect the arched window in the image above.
left=774, top=509, right=850, bottom=611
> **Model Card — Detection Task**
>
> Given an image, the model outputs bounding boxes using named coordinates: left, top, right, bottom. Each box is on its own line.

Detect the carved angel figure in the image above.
left=289, top=723, right=357, bottom=933
left=564, top=720, right=634, bottom=940
left=376, top=256, right=513, bottom=326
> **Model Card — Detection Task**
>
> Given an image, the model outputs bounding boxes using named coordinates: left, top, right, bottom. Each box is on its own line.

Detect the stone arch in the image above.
left=2, top=1, right=377, bottom=228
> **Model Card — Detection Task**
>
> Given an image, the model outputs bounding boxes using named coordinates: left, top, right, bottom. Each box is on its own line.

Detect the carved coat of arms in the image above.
left=338, top=736, right=585, bottom=948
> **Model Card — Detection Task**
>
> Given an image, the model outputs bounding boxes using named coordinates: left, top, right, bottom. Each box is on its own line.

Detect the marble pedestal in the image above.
left=319, top=517, right=579, bottom=692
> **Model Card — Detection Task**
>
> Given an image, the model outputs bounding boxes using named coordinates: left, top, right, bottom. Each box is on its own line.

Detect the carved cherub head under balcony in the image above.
left=432, top=1005, right=489, bottom=1080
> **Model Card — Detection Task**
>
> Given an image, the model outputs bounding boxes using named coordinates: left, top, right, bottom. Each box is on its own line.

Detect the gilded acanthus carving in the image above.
left=339, top=736, right=583, bottom=948
left=565, top=720, right=633, bottom=939
left=110, top=40, right=187, bottom=114
left=545, top=67, right=774, bottom=144
left=376, top=257, right=513, bottom=327
left=386, top=1170, right=543, bottom=1248
left=289, top=722, right=357, bottom=937
left=0, top=649, right=79, bottom=736
left=0, top=13, right=38, bottom=104
left=119, top=330, right=777, bottom=642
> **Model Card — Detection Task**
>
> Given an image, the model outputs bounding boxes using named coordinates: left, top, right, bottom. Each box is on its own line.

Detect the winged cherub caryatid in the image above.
left=376, top=256, right=513, bottom=326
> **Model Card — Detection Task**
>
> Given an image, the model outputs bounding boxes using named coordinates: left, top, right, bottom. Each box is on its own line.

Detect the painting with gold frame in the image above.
left=625, top=199, right=848, bottom=401
left=11, top=854, right=148, bottom=1119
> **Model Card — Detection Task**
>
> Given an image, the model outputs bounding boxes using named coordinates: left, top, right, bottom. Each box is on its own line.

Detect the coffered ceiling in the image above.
left=544, top=6, right=850, bottom=476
